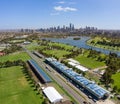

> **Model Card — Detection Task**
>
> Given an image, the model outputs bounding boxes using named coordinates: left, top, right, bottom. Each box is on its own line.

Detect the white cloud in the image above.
left=57, top=1, right=65, bottom=4
left=50, top=12, right=60, bottom=16
left=54, top=6, right=77, bottom=12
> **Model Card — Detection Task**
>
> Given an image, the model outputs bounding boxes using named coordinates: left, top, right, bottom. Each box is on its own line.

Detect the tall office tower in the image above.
left=57, top=26, right=60, bottom=32
left=63, top=25, right=66, bottom=30
left=69, top=23, right=72, bottom=31
left=72, top=24, right=74, bottom=31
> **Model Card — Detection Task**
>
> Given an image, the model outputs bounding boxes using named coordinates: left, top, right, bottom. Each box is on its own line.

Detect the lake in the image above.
left=44, top=36, right=120, bottom=56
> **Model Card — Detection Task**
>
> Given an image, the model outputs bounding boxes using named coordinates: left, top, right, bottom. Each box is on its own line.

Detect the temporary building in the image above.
left=43, top=87, right=63, bottom=103
left=75, top=65, right=88, bottom=72
left=68, top=61, right=77, bottom=66
left=68, top=58, right=79, bottom=64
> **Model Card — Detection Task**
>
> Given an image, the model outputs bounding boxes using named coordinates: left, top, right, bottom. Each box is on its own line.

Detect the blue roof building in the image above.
left=28, top=60, right=52, bottom=83
left=45, top=58, right=110, bottom=99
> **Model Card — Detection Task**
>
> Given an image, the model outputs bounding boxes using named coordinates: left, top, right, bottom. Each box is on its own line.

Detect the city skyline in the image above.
left=0, top=0, right=120, bottom=29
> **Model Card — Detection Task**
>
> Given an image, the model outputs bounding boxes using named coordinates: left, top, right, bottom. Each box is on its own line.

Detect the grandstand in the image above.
left=45, top=58, right=110, bottom=100
left=33, top=51, right=44, bottom=58
left=28, top=60, right=52, bottom=83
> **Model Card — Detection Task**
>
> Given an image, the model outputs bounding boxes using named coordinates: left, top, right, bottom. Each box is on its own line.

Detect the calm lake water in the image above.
left=44, top=36, right=120, bottom=56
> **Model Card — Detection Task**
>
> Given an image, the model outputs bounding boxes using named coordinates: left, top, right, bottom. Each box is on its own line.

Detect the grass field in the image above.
left=0, top=66, right=43, bottom=104
left=0, top=52, right=31, bottom=62
left=43, top=50, right=71, bottom=58
left=112, top=73, right=120, bottom=90
left=26, top=41, right=74, bottom=51
left=74, top=55, right=105, bottom=69
left=48, top=42, right=74, bottom=51
left=25, top=42, right=40, bottom=51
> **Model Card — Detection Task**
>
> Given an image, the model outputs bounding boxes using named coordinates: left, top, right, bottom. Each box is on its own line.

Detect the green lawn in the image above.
left=43, top=50, right=71, bottom=58
left=26, top=41, right=74, bottom=51
left=0, top=66, right=43, bottom=104
left=112, top=73, right=120, bottom=89
left=25, top=42, right=40, bottom=51
left=48, top=42, right=74, bottom=51
left=74, top=55, right=105, bottom=69
left=0, top=52, right=31, bottom=62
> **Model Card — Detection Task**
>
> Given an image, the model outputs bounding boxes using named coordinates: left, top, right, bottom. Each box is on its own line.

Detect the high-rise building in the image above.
left=69, top=23, right=72, bottom=31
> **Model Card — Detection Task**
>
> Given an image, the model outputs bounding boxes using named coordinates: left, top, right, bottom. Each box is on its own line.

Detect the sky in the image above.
left=0, top=0, right=120, bottom=29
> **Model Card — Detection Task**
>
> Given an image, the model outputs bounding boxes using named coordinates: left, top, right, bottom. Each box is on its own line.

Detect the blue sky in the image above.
left=0, top=0, right=120, bottom=29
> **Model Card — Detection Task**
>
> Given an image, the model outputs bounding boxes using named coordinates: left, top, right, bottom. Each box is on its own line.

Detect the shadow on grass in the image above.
left=21, top=66, right=43, bottom=98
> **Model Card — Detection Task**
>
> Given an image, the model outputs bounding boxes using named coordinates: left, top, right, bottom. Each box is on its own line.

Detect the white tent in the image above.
left=68, top=58, right=89, bottom=72
left=75, top=65, right=88, bottom=72
left=68, top=58, right=79, bottom=64
left=68, top=61, right=77, bottom=66
left=43, top=87, right=63, bottom=103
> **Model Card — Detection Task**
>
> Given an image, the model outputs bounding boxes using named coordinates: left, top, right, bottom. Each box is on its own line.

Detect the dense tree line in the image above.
left=0, top=60, right=25, bottom=68
left=90, top=37, right=120, bottom=49
left=97, top=39, right=120, bottom=47
left=87, top=49, right=101, bottom=58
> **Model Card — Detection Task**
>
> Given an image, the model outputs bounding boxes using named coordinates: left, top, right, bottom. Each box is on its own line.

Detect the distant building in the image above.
left=23, top=41, right=31, bottom=45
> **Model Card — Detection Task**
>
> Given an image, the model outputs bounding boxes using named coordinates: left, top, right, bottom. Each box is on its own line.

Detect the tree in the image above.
left=5, top=60, right=14, bottom=67
left=0, top=62, right=3, bottom=68
left=42, top=98, right=49, bottom=104
left=110, top=79, right=114, bottom=84
left=113, top=86, right=118, bottom=93
left=118, top=89, right=120, bottom=93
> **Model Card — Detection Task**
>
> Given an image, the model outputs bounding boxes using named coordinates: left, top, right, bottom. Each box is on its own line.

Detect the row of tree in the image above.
left=0, top=60, right=25, bottom=68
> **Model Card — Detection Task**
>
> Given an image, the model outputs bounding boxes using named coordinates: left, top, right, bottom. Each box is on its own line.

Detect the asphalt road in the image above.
left=25, top=48, right=95, bottom=104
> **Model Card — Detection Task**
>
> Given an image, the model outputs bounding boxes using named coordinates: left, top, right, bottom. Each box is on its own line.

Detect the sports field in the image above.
left=0, top=66, right=43, bottom=104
